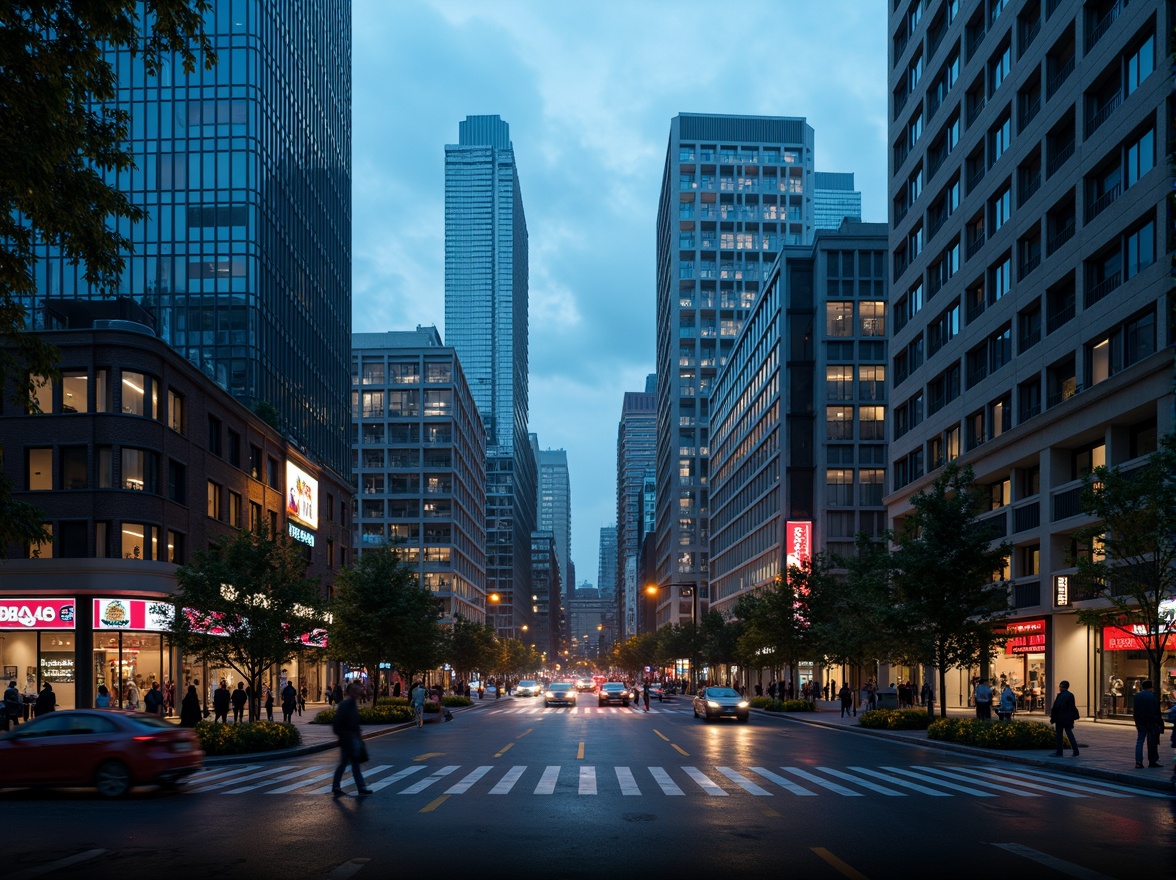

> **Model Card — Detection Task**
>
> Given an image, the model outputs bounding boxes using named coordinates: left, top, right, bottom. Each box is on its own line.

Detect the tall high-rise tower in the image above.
left=654, top=114, right=817, bottom=621
left=25, top=1, right=352, bottom=475
left=444, top=115, right=535, bottom=638
left=597, top=526, right=618, bottom=600
left=538, top=448, right=572, bottom=604
left=616, top=382, right=656, bottom=639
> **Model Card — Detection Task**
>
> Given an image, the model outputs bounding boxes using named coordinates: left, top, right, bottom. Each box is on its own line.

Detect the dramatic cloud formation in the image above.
left=353, top=0, right=888, bottom=585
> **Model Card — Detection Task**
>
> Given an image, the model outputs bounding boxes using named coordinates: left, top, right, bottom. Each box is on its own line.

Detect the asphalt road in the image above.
left=5, top=698, right=1174, bottom=880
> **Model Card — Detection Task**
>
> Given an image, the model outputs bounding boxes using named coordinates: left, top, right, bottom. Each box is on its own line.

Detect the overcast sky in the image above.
left=352, top=0, right=889, bottom=587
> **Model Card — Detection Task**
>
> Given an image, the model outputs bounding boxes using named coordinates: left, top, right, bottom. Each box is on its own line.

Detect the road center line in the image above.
left=9, top=850, right=106, bottom=880
left=576, top=741, right=585, bottom=759
left=419, top=795, right=448, bottom=813
left=652, top=729, right=670, bottom=742
left=494, top=742, right=514, bottom=757
left=811, top=847, right=869, bottom=880
left=671, top=744, right=689, bottom=756
left=991, top=843, right=1114, bottom=879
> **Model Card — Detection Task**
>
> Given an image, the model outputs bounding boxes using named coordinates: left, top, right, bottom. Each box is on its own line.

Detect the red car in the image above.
left=0, top=709, right=204, bottom=797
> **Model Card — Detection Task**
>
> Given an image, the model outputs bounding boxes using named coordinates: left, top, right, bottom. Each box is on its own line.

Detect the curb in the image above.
left=761, top=709, right=1174, bottom=793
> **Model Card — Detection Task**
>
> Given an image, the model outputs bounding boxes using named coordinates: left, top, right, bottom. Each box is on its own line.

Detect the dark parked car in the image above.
left=598, top=682, right=630, bottom=707
left=544, top=681, right=577, bottom=707
left=0, top=709, right=204, bottom=797
left=692, top=686, right=750, bottom=723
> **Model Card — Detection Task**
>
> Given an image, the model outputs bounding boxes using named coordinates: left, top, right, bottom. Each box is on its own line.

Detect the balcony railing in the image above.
left=1084, top=1, right=1122, bottom=52
left=1046, top=56, right=1075, bottom=99
left=966, top=229, right=986, bottom=259
left=1019, top=95, right=1041, bottom=131
left=1046, top=218, right=1075, bottom=255
left=1019, top=18, right=1041, bottom=57
left=1085, top=90, right=1123, bottom=138
left=1084, top=270, right=1122, bottom=308
left=1046, top=300, right=1075, bottom=333
left=1013, top=501, right=1041, bottom=532
left=1051, top=484, right=1084, bottom=521
left=1019, top=251, right=1041, bottom=278
left=1019, top=171, right=1041, bottom=206
left=966, top=165, right=986, bottom=194
left=1086, top=182, right=1121, bottom=221
left=1046, top=138, right=1075, bottom=177
left=1013, top=580, right=1041, bottom=608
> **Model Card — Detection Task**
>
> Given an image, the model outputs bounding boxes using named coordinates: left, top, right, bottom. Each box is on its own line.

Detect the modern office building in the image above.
left=530, top=531, right=561, bottom=665
left=814, top=172, right=864, bottom=230
left=654, top=113, right=820, bottom=625
left=0, top=300, right=353, bottom=711
left=887, top=0, right=1174, bottom=715
left=709, top=223, right=890, bottom=614
left=616, top=384, right=657, bottom=639
left=444, top=114, right=536, bottom=638
left=22, top=1, right=352, bottom=477
left=538, top=448, right=572, bottom=606
left=597, top=526, right=618, bottom=602
left=351, top=328, right=487, bottom=626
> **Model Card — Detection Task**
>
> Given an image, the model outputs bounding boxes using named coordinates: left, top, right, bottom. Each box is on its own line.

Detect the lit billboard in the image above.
left=786, top=521, right=812, bottom=569
left=286, top=461, right=318, bottom=529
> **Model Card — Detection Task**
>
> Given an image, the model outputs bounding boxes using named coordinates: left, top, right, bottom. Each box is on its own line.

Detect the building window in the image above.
left=122, top=448, right=157, bottom=492
left=167, top=389, right=185, bottom=433
left=859, top=406, right=885, bottom=441
left=227, top=430, right=241, bottom=468
left=168, top=460, right=186, bottom=503
left=826, top=302, right=853, bottom=337
left=858, top=366, right=885, bottom=401
left=858, top=302, right=885, bottom=337
left=267, top=457, right=279, bottom=487
left=208, top=415, right=222, bottom=456
left=826, top=406, right=854, bottom=440
left=228, top=491, right=242, bottom=528
left=207, top=480, right=222, bottom=520
left=121, top=522, right=158, bottom=560
left=62, top=371, right=88, bottom=413
left=121, top=371, right=155, bottom=417
left=167, top=530, right=185, bottom=564
left=27, top=448, right=51, bottom=491
left=826, top=366, right=853, bottom=401
left=249, top=445, right=262, bottom=480
left=827, top=469, right=853, bottom=507
left=859, top=469, right=885, bottom=506
left=62, top=446, right=87, bottom=490
left=250, top=501, right=263, bottom=532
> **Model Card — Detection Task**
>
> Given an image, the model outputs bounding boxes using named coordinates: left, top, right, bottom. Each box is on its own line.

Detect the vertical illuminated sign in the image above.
left=1053, top=574, right=1070, bottom=607
left=786, top=521, right=812, bottom=569
left=285, top=461, right=319, bottom=529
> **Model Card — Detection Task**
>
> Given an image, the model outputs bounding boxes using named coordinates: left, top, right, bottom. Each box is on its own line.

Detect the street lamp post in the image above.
left=681, top=585, right=698, bottom=694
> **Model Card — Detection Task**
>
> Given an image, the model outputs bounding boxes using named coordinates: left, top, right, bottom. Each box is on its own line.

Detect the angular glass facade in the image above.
left=444, top=114, right=535, bottom=638
left=25, top=0, right=352, bottom=476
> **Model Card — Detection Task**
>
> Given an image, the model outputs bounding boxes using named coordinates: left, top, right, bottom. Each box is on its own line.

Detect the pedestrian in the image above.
left=180, top=683, right=202, bottom=727
left=642, top=679, right=651, bottom=712
left=974, top=678, right=993, bottom=720
left=767, top=679, right=777, bottom=700
left=230, top=682, right=248, bottom=722
left=838, top=683, right=853, bottom=717
left=3, top=680, right=21, bottom=730
left=1132, top=679, right=1163, bottom=769
left=478, top=680, right=485, bottom=700
left=144, top=681, right=165, bottom=717
left=264, top=684, right=275, bottom=721
left=921, top=681, right=934, bottom=714
left=331, top=681, right=344, bottom=705
left=213, top=680, right=231, bottom=723
left=163, top=680, right=175, bottom=716
left=33, top=682, right=56, bottom=716
left=1049, top=679, right=1080, bottom=757
left=331, top=681, right=372, bottom=797
left=410, top=681, right=426, bottom=727
left=997, top=682, right=1016, bottom=721
left=281, top=681, right=298, bottom=723
left=125, top=679, right=141, bottom=711
left=299, top=684, right=308, bottom=716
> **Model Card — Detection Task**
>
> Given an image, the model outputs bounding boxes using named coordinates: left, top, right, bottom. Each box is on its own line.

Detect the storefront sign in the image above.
left=288, top=522, right=315, bottom=547
left=39, top=653, right=75, bottom=683
left=1053, top=575, right=1070, bottom=607
left=998, top=619, right=1046, bottom=655
left=0, top=599, right=75, bottom=629
left=93, top=598, right=171, bottom=631
left=286, top=461, right=318, bottom=529
left=1102, top=625, right=1176, bottom=652
left=786, top=521, right=812, bottom=569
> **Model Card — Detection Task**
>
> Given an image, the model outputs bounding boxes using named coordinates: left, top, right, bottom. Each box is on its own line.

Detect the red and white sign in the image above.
left=0, top=598, right=75, bottom=629
left=1102, top=625, right=1176, bottom=652
left=93, top=598, right=171, bottom=631
left=997, top=619, right=1046, bottom=655
left=786, top=521, right=812, bottom=569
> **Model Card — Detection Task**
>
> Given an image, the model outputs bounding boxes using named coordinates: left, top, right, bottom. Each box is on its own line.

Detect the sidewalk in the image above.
left=776, top=700, right=1174, bottom=793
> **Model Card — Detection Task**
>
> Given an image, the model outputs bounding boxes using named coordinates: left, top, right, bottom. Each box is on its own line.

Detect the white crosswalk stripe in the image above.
left=181, top=762, right=1158, bottom=800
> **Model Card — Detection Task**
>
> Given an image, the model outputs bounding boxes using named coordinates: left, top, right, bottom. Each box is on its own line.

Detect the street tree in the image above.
left=1073, top=433, right=1176, bottom=686
left=699, top=609, right=743, bottom=687
left=330, top=544, right=442, bottom=695
left=734, top=562, right=814, bottom=690
left=448, top=615, right=499, bottom=688
left=159, top=526, right=326, bottom=721
left=889, top=463, right=1012, bottom=716
left=0, top=1, right=214, bottom=548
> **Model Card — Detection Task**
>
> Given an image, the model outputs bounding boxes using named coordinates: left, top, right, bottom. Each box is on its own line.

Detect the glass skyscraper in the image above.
left=538, top=448, right=572, bottom=604
left=444, top=114, right=535, bottom=638
left=654, top=113, right=817, bottom=624
left=25, top=1, right=352, bottom=476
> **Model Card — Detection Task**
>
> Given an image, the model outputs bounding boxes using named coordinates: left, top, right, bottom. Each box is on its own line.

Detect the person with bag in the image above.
left=997, top=683, right=1017, bottom=721
left=331, top=681, right=372, bottom=797
left=33, top=682, right=56, bottom=717
left=3, top=680, right=21, bottom=730
left=180, top=683, right=203, bottom=727
left=1132, top=680, right=1163, bottom=769
left=263, top=684, right=275, bottom=721
left=281, top=681, right=298, bottom=723
left=143, top=681, right=165, bottom=716
left=230, top=682, right=248, bottom=723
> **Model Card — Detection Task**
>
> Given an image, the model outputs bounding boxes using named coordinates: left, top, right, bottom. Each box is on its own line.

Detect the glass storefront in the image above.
left=1098, top=625, right=1175, bottom=718
left=991, top=618, right=1047, bottom=714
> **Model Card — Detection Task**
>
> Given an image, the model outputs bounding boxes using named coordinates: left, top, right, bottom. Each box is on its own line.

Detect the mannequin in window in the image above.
left=1108, top=674, right=1123, bottom=715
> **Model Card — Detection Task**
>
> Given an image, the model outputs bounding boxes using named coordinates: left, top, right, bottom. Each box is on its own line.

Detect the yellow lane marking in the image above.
left=420, top=795, right=448, bottom=813
left=494, top=742, right=514, bottom=757
left=576, top=741, right=585, bottom=760
left=517, top=728, right=532, bottom=739
left=762, top=808, right=781, bottom=818
left=652, top=729, right=670, bottom=742
left=811, top=847, right=868, bottom=880
left=415, top=752, right=444, bottom=761
left=671, top=744, right=689, bottom=756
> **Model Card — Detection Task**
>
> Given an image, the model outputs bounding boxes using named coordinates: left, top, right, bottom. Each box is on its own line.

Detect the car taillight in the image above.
left=133, top=735, right=161, bottom=742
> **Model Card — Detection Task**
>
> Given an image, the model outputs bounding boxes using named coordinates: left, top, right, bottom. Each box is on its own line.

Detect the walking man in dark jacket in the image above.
left=1049, top=680, right=1080, bottom=757
left=1132, top=680, right=1163, bottom=768
left=212, top=680, right=231, bottom=723
left=331, top=682, right=372, bottom=797
left=281, top=682, right=298, bottom=723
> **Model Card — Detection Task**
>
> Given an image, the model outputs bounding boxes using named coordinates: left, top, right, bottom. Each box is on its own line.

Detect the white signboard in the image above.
left=286, top=461, right=318, bottom=529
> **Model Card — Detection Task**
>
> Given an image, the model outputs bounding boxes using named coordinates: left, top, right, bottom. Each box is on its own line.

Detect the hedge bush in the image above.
left=195, top=720, right=301, bottom=756
left=858, top=708, right=932, bottom=730
left=312, top=694, right=469, bottom=725
left=758, top=698, right=815, bottom=712
left=927, top=717, right=1055, bottom=749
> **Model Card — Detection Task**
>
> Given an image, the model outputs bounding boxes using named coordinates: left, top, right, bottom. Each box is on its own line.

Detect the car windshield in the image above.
left=602, top=683, right=625, bottom=691
left=519, top=680, right=537, bottom=687
left=706, top=688, right=741, bottom=698
left=551, top=682, right=574, bottom=689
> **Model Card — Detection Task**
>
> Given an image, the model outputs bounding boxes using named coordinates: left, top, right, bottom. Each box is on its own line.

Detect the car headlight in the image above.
left=707, top=700, right=721, bottom=708
left=545, top=691, right=555, bottom=698
left=738, top=701, right=749, bottom=708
